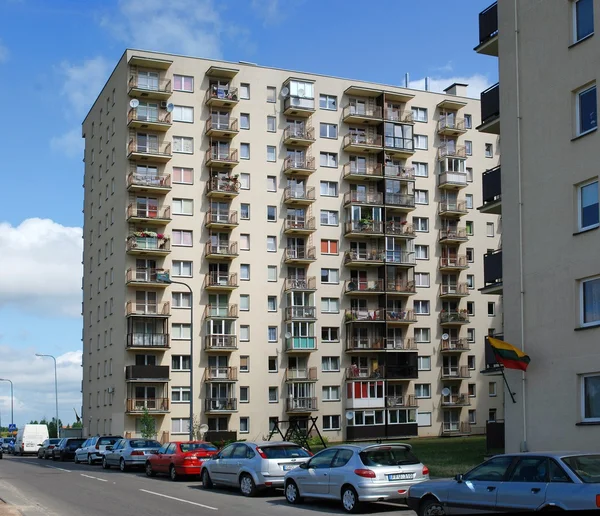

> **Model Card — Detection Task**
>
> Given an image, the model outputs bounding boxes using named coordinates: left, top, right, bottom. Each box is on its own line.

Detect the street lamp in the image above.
left=35, top=354, right=59, bottom=438
left=157, top=272, right=194, bottom=440
left=0, top=379, right=13, bottom=427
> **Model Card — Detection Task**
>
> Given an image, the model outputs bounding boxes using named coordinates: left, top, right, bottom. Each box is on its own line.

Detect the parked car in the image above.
left=37, top=438, right=62, bottom=459
left=146, top=441, right=218, bottom=481
left=102, top=438, right=162, bottom=471
left=15, top=424, right=49, bottom=456
left=52, top=438, right=86, bottom=461
left=201, top=441, right=312, bottom=497
left=284, top=443, right=429, bottom=513
left=0, top=438, right=14, bottom=453
left=6, top=440, right=15, bottom=454
left=407, top=451, right=600, bottom=515
left=74, top=435, right=122, bottom=464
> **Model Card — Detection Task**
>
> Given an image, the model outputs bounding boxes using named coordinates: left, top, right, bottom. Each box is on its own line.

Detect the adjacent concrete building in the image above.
left=81, top=49, right=502, bottom=443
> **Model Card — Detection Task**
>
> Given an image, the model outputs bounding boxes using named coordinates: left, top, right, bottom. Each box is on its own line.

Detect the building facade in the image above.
left=475, top=0, right=600, bottom=452
left=81, top=49, right=502, bottom=443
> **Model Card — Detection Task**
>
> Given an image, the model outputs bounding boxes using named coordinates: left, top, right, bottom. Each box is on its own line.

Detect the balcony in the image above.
left=344, top=220, right=385, bottom=238
left=345, top=365, right=380, bottom=378
left=126, top=333, right=170, bottom=350
left=439, top=200, right=468, bottom=217
left=440, top=283, right=470, bottom=298
left=126, top=398, right=170, bottom=414
left=128, top=76, right=172, bottom=101
left=345, top=279, right=385, bottom=295
left=344, top=248, right=385, bottom=267
left=204, top=335, right=238, bottom=352
left=383, top=136, right=415, bottom=158
left=384, top=164, right=415, bottom=182
left=440, top=311, right=470, bottom=326
left=439, top=228, right=468, bottom=244
left=440, top=339, right=471, bottom=353
left=126, top=235, right=171, bottom=255
left=342, top=104, right=383, bottom=124
left=204, top=304, right=238, bottom=320
left=203, top=367, right=238, bottom=382
left=345, top=337, right=385, bottom=352
left=387, top=394, right=418, bottom=409
left=441, top=365, right=471, bottom=379
left=283, top=96, right=315, bottom=117
left=283, top=155, right=316, bottom=176
left=386, top=251, right=416, bottom=267
left=286, top=397, right=318, bottom=412
left=205, top=149, right=239, bottom=169
left=285, top=367, right=318, bottom=382
left=128, top=139, right=172, bottom=162
left=204, top=85, right=239, bottom=107
left=284, top=218, right=316, bottom=235
left=343, top=162, right=384, bottom=181
left=284, top=246, right=316, bottom=264
left=474, top=2, right=498, bottom=57
left=204, top=241, right=239, bottom=261
left=346, top=394, right=385, bottom=410
left=285, top=337, right=317, bottom=352
left=283, top=186, right=316, bottom=205
left=203, top=273, right=238, bottom=291
left=206, top=176, right=240, bottom=199
left=128, top=108, right=172, bottom=132
left=127, top=172, right=171, bottom=193
left=438, top=145, right=467, bottom=161
left=442, top=421, right=472, bottom=435
left=126, top=205, right=171, bottom=225
left=125, top=365, right=169, bottom=382
left=386, top=221, right=416, bottom=239
left=441, top=394, right=471, bottom=407
left=386, top=309, right=417, bottom=324
left=343, top=133, right=383, bottom=153
left=343, top=191, right=384, bottom=207
left=383, top=365, right=419, bottom=380
left=205, top=116, right=239, bottom=138
left=481, top=249, right=503, bottom=295
left=344, top=309, right=386, bottom=323
left=439, top=256, right=469, bottom=271
left=384, top=109, right=413, bottom=124
left=285, top=306, right=317, bottom=321
left=386, top=338, right=417, bottom=351
left=385, top=193, right=416, bottom=212
left=386, top=281, right=417, bottom=296
left=437, top=116, right=467, bottom=136
left=283, top=125, right=315, bottom=146
left=126, top=268, right=170, bottom=287
left=479, top=166, right=502, bottom=214
left=204, top=398, right=238, bottom=413
left=126, top=301, right=170, bottom=317
left=478, top=83, right=500, bottom=135
left=439, top=172, right=468, bottom=189
left=284, top=277, right=317, bottom=292
left=205, top=210, right=238, bottom=230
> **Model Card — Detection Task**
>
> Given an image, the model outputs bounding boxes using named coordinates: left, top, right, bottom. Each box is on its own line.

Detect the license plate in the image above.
left=282, top=464, right=297, bottom=471
left=388, top=473, right=414, bottom=481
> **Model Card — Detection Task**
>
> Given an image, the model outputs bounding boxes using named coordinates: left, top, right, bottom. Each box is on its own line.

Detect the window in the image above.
left=320, top=123, right=338, bottom=139
left=412, top=107, right=427, bottom=122
left=466, top=248, right=474, bottom=263
left=321, top=327, right=339, bottom=342
left=320, top=152, right=338, bottom=168
left=173, top=230, right=193, bottom=246
left=467, top=301, right=475, bottom=316
left=172, top=198, right=193, bottom=215
left=488, top=409, right=497, bottom=422
left=467, top=328, right=476, bottom=343
left=468, top=355, right=476, bottom=370
left=415, top=190, right=428, bottom=204
left=173, top=75, right=193, bottom=92
left=414, top=300, right=430, bottom=315
left=240, top=264, right=250, bottom=280
left=240, top=143, right=250, bottom=159
left=574, top=0, right=594, bottom=42
left=172, top=167, right=193, bottom=184
left=240, top=387, right=249, bottom=403
left=418, top=356, right=431, bottom=371
left=320, top=210, right=339, bottom=226
left=267, top=146, right=276, bottom=162
left=485, top=143, right=493, bottom=157
left=267, top=116, right=276, bottom=132
left=172, top=323, right=191, bottom=340
left=172, top=292, right=191, bottom=308
left=464, top=114, right=472, bottom=129
left=240, top=203, right=250, bottom=220
left=172, top=387, right=191, bottom=403
left=173, top=136, right=193, bottom=154
left=268, top=387, right=278, bottom=403
left=240, top=234, right=250, bottom=250
left=321, top=298, right=340, bottom=314
left=266, top=86, right=276, bottom=102
left=267, top=206, right=277, bottom=221
left=240, top=325, right=250, bottom=342
left=321, top=269, right=339, bottom=284
left=413, top=217, right=429, bottom=232
left=240, top=83, right=250, bottom=99
left=467, top=274, right=475, bottom=289
left=321, top=239, right=338, bottom=255
left=581, top=276, right=600, bottom=326
left=414, top=328, right=430, bottom=343
left=267, top=265, right=277, bottom=282
left=240, top=113, right=250, bottom=130
left=240, top=356, right=249, bottom=372
left=268, top=356, right=278, bottom=372
left=322, top=386, right=340, bottom=401
left=267, top=296, right=277, bottom=311
left=323, top=415, right=341, bottom=431
left=489, top=381, right=498, bottom=397
left=415, top=245, right=429, bottom=260
left=267, top=176, right=277, bottom=191
left=319, top=94, right=337, bottom=110
left=466, top=220, right=474, bottom=235
left=488, top=302, right=496, bottom=316
left=240, top=173, right=250, bottom=190
left=240, top=295, right=250, bottom=311
left=469, top=410, right=477, bottom=425
left=415, top=384, right=431, bottom=398
left=465, top=194, right=474, bottom=209
left=414, top=135, right=428, bottom=149
left=466, top=167, right=474, bottom=182
left=173, top=105, right=194, bottom=123
left=172, top=260, right=192, bottom=277
left=582, top=374, right=600, bottom=421
left=578, top=179, right=599, bottom=230
left=415, top=272, right=430, bottom=287
left=172, top=418, right=190, bottom=434
left=239, top=417, right=249, bottom=434
left=267, top=236, right=277, bottom=252
left=486, top=222, right=495, bottom=237
left=465, top=140, right=473, bottom=155
left=413, top=162, right=428, bottom=177
left=417, top=412, right=432, bottom=427
left=267, top=326, right=278, bottom=342
left=320, top=181, right=338, bottom=197
left=322, top=356, right=340, bottom=372
left=468, top=384, right=476, bottom=398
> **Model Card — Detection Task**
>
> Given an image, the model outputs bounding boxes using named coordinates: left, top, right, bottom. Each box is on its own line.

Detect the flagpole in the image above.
left=500, top=368, right=517, bottom=404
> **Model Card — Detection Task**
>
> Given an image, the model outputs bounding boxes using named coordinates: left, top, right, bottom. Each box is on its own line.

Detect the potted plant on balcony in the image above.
left=359, top=217, right=373, bottom=229
left=345, top=311, right=357, bottom=322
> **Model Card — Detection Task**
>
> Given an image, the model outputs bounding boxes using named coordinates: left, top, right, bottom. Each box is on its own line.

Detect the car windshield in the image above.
left=181, top=443, right=218, bottom=453
left=562, top=455, right=600, bottom=483
left=260, top=445, right=311, bottom=459
left=129, top=439, right=160, bottom=449
left=68, top=440, right=85, bottom=448
left=360, top=446, right=420, bottom=466
left=49, top=439, right=62, bottom=445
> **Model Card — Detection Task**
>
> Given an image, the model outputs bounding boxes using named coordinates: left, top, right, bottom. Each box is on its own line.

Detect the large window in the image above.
left=173, top=230, right=193, bottom=246
left=582, top=374, right=600, bottom=422
left=574, top=0, right=594, bottom=43
left=319, top=94, right=337, bottom=110
left=173, top=105, right=194, bottom=123
left=173, top=75, right=193, bottom=92
left=578, top=179, right=599, bottom=231
left=581, top=276, right=600, bottom=326
left=172, top=418, right=190, bottom=434
left=173, top=136, right=193, bottom=154
left=577, top=85, right=597, bottom=136
left=172, top=260, right=192, bottom=277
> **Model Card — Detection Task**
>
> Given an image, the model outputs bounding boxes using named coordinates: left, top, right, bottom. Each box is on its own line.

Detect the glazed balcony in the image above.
left=205, top=149, right=239, bottom=169
left=386, top=309, right=417, bottom=324
left=285, top=367, right=318, bottom=382
left=344, top=220, right=385, bottom=238
left=204, top=335, right=238, bottom=352
left=206, top=176, right=240, bottom=199
left=126, top=333, right=170, bottom=350
left=283, top=96, right=316, bottom=117
left=438, top=144, right=467, bottom=161
left=204, top=398, right=238, bottom=413
left=205, top=116, right=239, bottom=138
left=440, top=311, right=470, bottom=326
left=126, top=235, right=170, bottom=255
left=439, top=227, right=468, bottom=244
left=127, top=108, right=172, bottom=132
left=345, top=337, right=385, bottom=352
left=343, top=248, right=385, bottom=267
left=385, top=193, right=416, bottom=212
left=127, top=139, right=172, bottom=162
left=283, top=155, right=316, bottom=176
left=205, top=210, right=238, bottom=230
left=387, top=394, right=418, bottom=409
left=203, top=273, right=238, bottom=291
left=125, top=365, right=169, bottom=382
left=441, top=365, right=471, bottom=379
left=439, top=200, right=468, bottom=217
left=383, top=136, right=415, bottom=158
left=386, top=221, right=416, bottom=239
left=204, top=241, right=239, bottom=261
left=285, top=306, right=317, bottom=321
left=345, top=279, right=385, bottom=295
left=384, top=164, right=415, bottom=182
left=439, top=255, right=469, bottom=271
left=126, top=268, right=170, bottom=287
left=384, top=365, right=419, bottom=380
left=386, top=250, right=416, bottom=267
left=342, top=162, right=384, bottom=181
left=128, top=75, right=172, bottom=101
left=284, top=246, right=316, bottom=264
left=283, top=124, right=316, bottom=146
left=283, top=186, right=316, bottom=205
left=440, top=338, right=471, bottom=353
left=478, top=83, right=500, bottom=135
left=441, top=394, right=471, bottom=407
left=203, top=304, right=239, bottom=320
left=439, top=172, right=468, bottom=189
left=442, top=421, right=472, bottom=435
left=440, top=283, right=470, bottom=298
left=285, top=337, right=317, bottom=352
left=479, top=166, right=502, bottom=215
left=284, top=217, right=317, bottom=235
left=284, top=277, right=317, bottom=292
left=343, top=133, right=383, bottom=153
left=126, top=398, right=169, bottom=414
left=437, top=116, right=467, bottom=136
left=344, top=309, right=386, bottom=324
left=386, top=281, right=417, bottom=296
left=342, top=104, right=383, bottom=124
left=126, top=204, right=171, bottom=225
left=204, top=85, right=239, bottom=107
left=286, top=397, right=318, bottom=413
left=126, top=301, right=171, bottom=318
left=127, top=172, right=171, bottom=193
left=343, top=191, right=384, bottom=207
left=475, top=1, right=498, bottom=56
left=481, top=249, right=503, bottom=295
left=203, top=367, right=238, bottom=382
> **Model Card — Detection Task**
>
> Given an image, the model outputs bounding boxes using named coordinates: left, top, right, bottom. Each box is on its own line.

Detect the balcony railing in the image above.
left=345, top=220, right=385, bottom=235
left=439, top=227, right=468, bottom=241
left=128, top=108, right=171, bottom=126
left=441, top=339, right=470, bottom=352
left=125, top=365, right=169, bottom=381
left=284, top=246, right=316, bottom=261
left=346, top=338, right=385, bottom=351
left=440, top=312, right=470, bottom=324
left=204, top=366, right=238, bottom=381
left=204, top=335, right=238, bottom=350
left=205, top=86, right=239, bottom=104
left=205, top=241, right=239, bottom=258
left=344, top=191, right=384, bottom=206
left=126, top=301, right=170, bottom=316
left=439, top=172, right=468, bottom=187
left=385, top=193, right=416, bottom=209
left=284, top=218, right=316, bottom=232
left=126, top=333, right=170, bottom=349
left=283, top=186, right=316, bottom=203
left=384, top=165, right=415, bottom=181
left=126, top=398, right=169, bottom=413
left=483, top=249, right=503, bottom=291
left=386, top=309, right=417, bottom=323
left=481, top=166, right=501, bottom=207
left=345, top=309, right=385, bottom=322
left=345, top=279, right=384, bottom=294
left=386, top=251, right=416, bottom=266
left=387, top=394, right=418, bottom=408
left=283, top=124, right=315, bottom=142
left=386, top=281, right=416, bottom=294
left=204, top=273, right=238, bottom=289
left=346, top=365, right=378, bottom=378
left=343, top=162, right=383, bottom=179
left=285, top=337, right=317, bottom=351
left=343, top=133, right=383, bottom=148
left=206, top=177, right=240, bottom=195
left=205, top=210, right=238, bottom=226
left=126, top=268, right=169, bottom=284
left=204, top=304, right=238, bottom=319
left=386, top=338, right=417, bottom=350
left=386, top=222, right=416, bottom=237
left=285, top=367, right=317, bottom=381
left=438, top=116, right=466, bottom=133
left=128, top=139, right=172, bottom=159
left=439, top=201, right=468, bottom=215
left=126, top=236, right=171, bottom=252
left=283, top=155, right=316, bottom=173
left=205, top=149, right=239, bottom=165
left=344, top=249, right=385, bottom=264
left=127, top=172, right=171, bottom=190
left=286, top=397, right=318, bottom=412
left=441, top=394, right=470, bottom=406
left=481, top=83, right=500, bottom=125
left=440, top=283, right=469, bottom=296
left=384, top=109, right=413, bottom=123
left=285, top=306, right=317, bottom=320
left=205, top=398, right=238, bottom=412
left=442, top=365, right=471, bottom=379
left=285, top=277, right=317, bottom=291
left=440, top=256, right=469, bottom=269
left=438, top=145, right=467, bottom=160
left=442, top=421, right=471, bottom=434
left=478, top=2, right=498, bottom=46
left=127, top=204, right=171, bottom=221
left=207, top=115, right=238, bottom=131
left=128, top=75, right=172, bottom=96
left=343, top=104, right=383, bottom=120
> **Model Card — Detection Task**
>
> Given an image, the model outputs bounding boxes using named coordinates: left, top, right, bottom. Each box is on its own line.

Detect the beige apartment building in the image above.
left=475, top=0, right=600, bottom=452
left=81, top=49, right=503, bottom=443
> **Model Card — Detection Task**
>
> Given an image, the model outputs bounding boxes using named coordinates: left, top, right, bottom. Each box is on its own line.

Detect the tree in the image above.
left=47, top=418, right=63, bottom=439
left=72, top=421, right=82, bottom=429
left=139, top=408, right=156, bottom=439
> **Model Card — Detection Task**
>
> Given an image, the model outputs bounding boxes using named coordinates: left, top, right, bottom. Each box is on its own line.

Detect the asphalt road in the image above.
left=0, top=455, right=416, bottom=516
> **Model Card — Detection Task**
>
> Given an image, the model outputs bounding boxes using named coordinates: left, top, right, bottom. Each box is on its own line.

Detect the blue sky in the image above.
left=0, top=0, right=498, bottom=426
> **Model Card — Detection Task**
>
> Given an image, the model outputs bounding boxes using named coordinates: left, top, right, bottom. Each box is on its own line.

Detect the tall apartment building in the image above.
left=81, top=49, right=503, bottom=443
left=475, top=0, right=600, bottom=453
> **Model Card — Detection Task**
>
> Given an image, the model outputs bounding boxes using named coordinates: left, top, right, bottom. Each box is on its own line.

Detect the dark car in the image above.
left=52, top=438, right=86, bottom=461
left=37, top=438, right=62, bottom=459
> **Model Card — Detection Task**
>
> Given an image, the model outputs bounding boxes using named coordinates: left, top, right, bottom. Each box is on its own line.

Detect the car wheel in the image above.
left=239, top=473, right=257, bottom=497
left=119, top=458, right=127, bottom=472
left=341, top=485, right=362, bottom=514
left=74, top=455, right=80, bottom=464
left=87, top=454, right=94, bottom=466
left=201, top=469, right=213, bottom=489
left=419, top=498, right=446, bottom=516
left=169, top=465, right=178, bottom=482
left=60, top=453, right=66, bottom=462
left=102, top=457, right=110, bottom=470
left=285, top=481, right=303, bottom=505
left=145, top=462, right=155, bottom=477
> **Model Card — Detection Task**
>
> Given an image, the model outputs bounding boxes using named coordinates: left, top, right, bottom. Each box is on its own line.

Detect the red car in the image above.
left=145, top=441, right=218, bottom=480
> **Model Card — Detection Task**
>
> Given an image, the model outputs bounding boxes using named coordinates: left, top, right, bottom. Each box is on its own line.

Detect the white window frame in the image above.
left=580, top=275, right=600, bottom=327
left=172, top=292, right=191, bottom=308
left=467, top=328, right=476, bottom=343
left=320, top=181, right=338, bottom=197
left=173, top=136, right=194, bottom=154
left=240, top=234, right=250, bottom=250
left=415, top=245, right=429, bottom=260
left=489, top=381, right=498, bottom=397
left=266, top=235, right=277, bottom=252
left=268, top=357, right=278, bottom=372
left=486, top=222, right=495, bottom=237
left=173, top=167, right=193, bottom=184
left=240, top=264, right=250, bottom=281
left=414, top=328, right=431, bottom=343
left=267, top=205, right=277, bottom=221
left=464, top=114, right=472, bottom=129
left=413, top=217, right=429, bottom=232
left=321, top=269, right=339, bottom=284
left=267, top=326, right=278, bottom=342
left=240, top=142, right=250, bottom=160
left=172, top=105, right=194, bottom=123
left=173, top=75, right=193, bottom=92
left=322, top=386, right=340, bottom=401
left=415, top=190, right=429, bottom=205
left=414, top=135, right=428, bottom=150
left=414, top=300, right=430, bottom=315
left=172, top=198, right=193, bottom=216
left=172, top=261, right=192, bottom=277
left=320, top=210, right=339, bottom=226
left=413, top=162, right=428, bottom=177
left=171, top=386, right=191, bottom=403
left=321, top=298, right=340, bottom=314
left=267, top=116, right=276, bottom=132
left=267, top=86, right=276, bottom=103
left=415, top=272, right=430, bottom=287
left=415, top=384, right=431, bottom=399
left=319, top=94, right=337, bottom=110
left=485, top=143, right=493, bottom=158
left=267, top=296, right=277, bottom=312
left=321, top=327, right=339, bottom=342
left=320, top=123, right=338, bottom=139
left=578, top=179, right=599, bottom=231
left=240, top=295, right=250, bottom=311
left=417, top=356, right=431, bottom=371
left=467, top=274, right=475, bottom=290
left=240, top=325, right=250, bottom=342
left=239, top=173, right=250, bottom=190
left=465, top=194, right=474, bottom=209
left=321, top=356, right=340, bottom=372
left=239, top=386, right=249, bottom=403
left=239, top=83, right=250, bottom=100
left=488, top=302, right=496, bottom=317
left=240, top=203, right=250, bottom=220
left=239, top=417, right=250, bottom=434
left=240, top=113, right=250, bottom=130
left=411, top=107, right=428, bottom=122
left=267, top=145, right=276, bottom=162
left=173, top=230, right=193, bottom=247
left=172, top=323, right=191, bottom=340
left=267, top=265, right=277, bottom=282
left=573, top=0, right=595, bottom=44
left=171, top=418, right=190, bottom=435
left=268, top=386, right=279, bottom=403
left=267, top=176, right=277, bottom=192
left=320, top=152, right=338, bottom=168
left=322, top=415, right=341, bottom=431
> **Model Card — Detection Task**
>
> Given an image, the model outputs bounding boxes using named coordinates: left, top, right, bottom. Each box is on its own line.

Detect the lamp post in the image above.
left=35, top=354, right=59, bottom=438
left=0, top=379, right=14, bottom=428
left=157, top=272, right=194, bottom=440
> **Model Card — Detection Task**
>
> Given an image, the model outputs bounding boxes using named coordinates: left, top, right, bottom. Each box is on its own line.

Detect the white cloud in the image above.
left=0, top=40, right=8, bottom=63
left=50, top=128, right=83, bottom=158
left=251, top=0, right=281, bottom=25
left=409, top=74, right=493, bottom=98
left=58, top=56, right=111, bottom=118
left=0, top=218, right=83, bottom=317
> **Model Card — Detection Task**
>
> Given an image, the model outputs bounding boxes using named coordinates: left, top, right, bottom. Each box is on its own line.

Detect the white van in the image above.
left=15, top=424, right=49, bottom=456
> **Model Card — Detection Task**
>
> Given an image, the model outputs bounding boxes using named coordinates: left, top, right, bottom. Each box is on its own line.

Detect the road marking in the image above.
left=140, top=489, right=218, bottom=511
left=45, top=465, right=71, bottom=472
left=80, top=473, right=108, bottom=482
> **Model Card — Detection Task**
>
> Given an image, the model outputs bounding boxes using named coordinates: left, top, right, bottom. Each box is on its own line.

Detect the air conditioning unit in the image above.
left=160, top=101, right=168, bottom=109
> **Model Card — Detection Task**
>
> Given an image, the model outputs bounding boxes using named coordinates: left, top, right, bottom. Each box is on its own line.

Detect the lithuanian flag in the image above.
left=488, top=337, right=531, bottom=371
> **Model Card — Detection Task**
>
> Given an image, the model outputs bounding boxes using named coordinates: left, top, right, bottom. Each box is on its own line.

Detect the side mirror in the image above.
left=299, top=462, right=308, bottom=469
left=455, top=474, right=464, bottom=483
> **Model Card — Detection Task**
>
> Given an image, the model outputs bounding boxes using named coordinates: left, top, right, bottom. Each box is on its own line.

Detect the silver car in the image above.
left=101, top=438, right=161, bottom=472
left=201, top=441, right=311, bottom=496
left=75, top=435, right=122, bottom=464
left=284, top=443, right=429, bottom=513
left=407, top=451, right=600, bottom=515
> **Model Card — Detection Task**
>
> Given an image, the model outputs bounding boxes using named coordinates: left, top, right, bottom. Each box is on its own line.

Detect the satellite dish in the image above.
left=129, top=99, right=140, bottom=108
left=166, top=103, right=174, bottom=112
left=297, top=88, right=305, bottom=97
left=345, top=411, right=355, bottom=420
left=442, top=333, right=449, bottom=340
left=280, top=87, right=289, bottom=98
left=284, top=332, right=292, bottom=340
left=442, top=387, right=451, bottom=397
left=199, top=423, right=209, bottom=440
